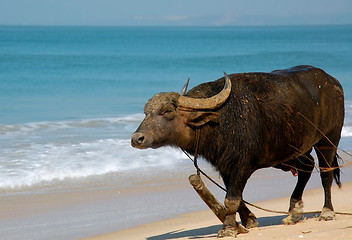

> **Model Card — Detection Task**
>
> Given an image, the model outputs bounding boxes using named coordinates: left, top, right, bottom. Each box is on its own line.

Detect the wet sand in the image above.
left=84, top=182, right=352, bottom=240
left=1, top=165, right=352, bottom=240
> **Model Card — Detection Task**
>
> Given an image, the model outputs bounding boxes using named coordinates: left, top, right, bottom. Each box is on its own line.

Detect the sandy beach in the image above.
left=85, top=182, right=352, bottom=240
left=1, top=165, right=352, bottom=240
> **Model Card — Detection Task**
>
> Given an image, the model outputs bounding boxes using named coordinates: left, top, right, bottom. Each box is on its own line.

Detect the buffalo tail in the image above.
left=333, top=154, right=342, bottom=188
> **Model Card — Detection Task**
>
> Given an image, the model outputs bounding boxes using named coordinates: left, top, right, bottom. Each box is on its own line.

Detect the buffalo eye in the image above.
left=160, top=109, right=175, bottom=120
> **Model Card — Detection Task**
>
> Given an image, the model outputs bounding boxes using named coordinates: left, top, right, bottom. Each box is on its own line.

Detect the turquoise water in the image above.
left=0, top=25, right=352, bottom=191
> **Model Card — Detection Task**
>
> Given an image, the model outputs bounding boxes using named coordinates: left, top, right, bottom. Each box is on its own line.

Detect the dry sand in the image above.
left=85, top=182, right=352, bottom=240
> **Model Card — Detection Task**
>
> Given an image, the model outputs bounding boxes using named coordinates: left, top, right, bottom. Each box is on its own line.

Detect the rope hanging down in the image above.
left=181, top=128, right=352, bottom=216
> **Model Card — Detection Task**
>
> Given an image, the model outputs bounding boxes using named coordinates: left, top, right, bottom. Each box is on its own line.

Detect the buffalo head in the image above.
left=131, top=73, right=232, bottom=150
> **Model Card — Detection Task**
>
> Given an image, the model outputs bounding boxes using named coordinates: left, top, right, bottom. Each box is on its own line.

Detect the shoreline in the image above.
left=1, top=164, right=351, bottom=240
left=84, top=182, right=352, bottom=240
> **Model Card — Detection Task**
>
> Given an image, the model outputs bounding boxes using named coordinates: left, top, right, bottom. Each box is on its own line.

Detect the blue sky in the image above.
left=1, top=0, right=352, bottom=26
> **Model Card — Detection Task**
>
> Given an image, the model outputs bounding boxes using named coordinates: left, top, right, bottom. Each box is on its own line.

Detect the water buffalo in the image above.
left=131, top=65, right=344, bottom=237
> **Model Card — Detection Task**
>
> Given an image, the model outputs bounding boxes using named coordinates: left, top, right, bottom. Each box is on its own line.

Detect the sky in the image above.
left=1, top=0, right=352, bottom=26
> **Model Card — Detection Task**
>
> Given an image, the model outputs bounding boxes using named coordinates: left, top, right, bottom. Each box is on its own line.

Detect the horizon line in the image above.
left=1, top=23, right=351, bottom=28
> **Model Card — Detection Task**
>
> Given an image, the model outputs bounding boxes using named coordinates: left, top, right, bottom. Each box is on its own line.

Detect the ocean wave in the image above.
left=1, top=108, right=351, bottom=192
left=0, top=138, right=187, bottom=192
left=342, top=126, right=352, bottom=137
left=342, top=100, right=352, bottom=137
left=0, top=114, right=144, bottom=136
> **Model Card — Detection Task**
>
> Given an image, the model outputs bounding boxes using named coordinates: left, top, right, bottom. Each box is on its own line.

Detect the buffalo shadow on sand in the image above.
left=147, top=213, right=319, bottom=240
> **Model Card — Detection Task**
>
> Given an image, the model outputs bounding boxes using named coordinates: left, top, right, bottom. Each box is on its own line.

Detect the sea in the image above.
left=1, top=25, right=352, bottom=239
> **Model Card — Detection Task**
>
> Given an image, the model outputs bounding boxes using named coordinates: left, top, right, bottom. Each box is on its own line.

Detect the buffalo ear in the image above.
left=185, top=111, right=220, bottom=128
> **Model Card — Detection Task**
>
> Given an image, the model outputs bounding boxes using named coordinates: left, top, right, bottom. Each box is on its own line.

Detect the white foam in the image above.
left=0, top=137, right=187, bottom=191
left=342, top=100, right=352, bottom=137
left=342, top=126, right=352, bottom=137
left=0, top=113, right=186, bottom=191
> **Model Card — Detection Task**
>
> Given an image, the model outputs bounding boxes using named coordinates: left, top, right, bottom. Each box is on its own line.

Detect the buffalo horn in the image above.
left=178, top=73, right=232, bottom=110
left=180, top=77, right=190, bottom=96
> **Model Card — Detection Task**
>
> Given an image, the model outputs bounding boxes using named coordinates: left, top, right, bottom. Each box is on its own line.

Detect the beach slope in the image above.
left=85, top=182, right=352, bottom=240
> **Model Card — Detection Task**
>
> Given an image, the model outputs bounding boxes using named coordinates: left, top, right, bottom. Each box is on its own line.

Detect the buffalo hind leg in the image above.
left=314, top=133, right=341, bottom=221
left=283, top=152, right=314, bottom=224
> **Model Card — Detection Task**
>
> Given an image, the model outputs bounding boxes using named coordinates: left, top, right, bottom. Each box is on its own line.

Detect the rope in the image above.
left=182, top=134, right=352, bottom=216
left=242, top=200, right=321, bottom=215
left=297, top=112, right=352, bottom=169
left=182, top=149, right=227, bottom=192
left=193, top=128, right=201, bottom=176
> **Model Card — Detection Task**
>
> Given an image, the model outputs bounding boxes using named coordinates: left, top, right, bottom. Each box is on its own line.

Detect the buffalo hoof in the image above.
left=319, top=207, right=335, bottom=221
left=283, top=199, right=303, bottom=225
left=243, top=217, right=259, bottom=229
left=217, top=223, right=248, bottom=238
left=282, top=213, right=302, bottom=225
left=237, top=223, right=249, bottom=233
left=217, top=227, right=238, bottom=238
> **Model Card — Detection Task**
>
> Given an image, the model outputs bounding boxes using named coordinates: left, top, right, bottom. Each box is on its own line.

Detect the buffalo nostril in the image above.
left=131, top=132, right=146, bottom=147
left=137, top=136, right=145, bottom=144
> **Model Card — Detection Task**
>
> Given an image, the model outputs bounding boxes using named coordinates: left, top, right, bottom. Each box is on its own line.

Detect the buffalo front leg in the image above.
left=217, top=197, right=242, bottom=238
left=238, top=200, right=258, bottom=228
left=188, top=174, right=255, bottom=230
left=218, top=170, right=251, bottom=238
